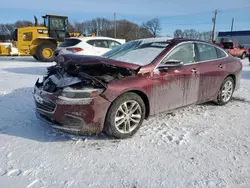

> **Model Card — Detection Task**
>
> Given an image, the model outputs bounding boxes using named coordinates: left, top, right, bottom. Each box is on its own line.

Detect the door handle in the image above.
left=191, top=68, right=197, bottom=74
left=219, top=64, right=224, bottom=69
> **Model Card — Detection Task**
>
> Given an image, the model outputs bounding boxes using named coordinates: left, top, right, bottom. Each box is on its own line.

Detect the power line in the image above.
left=117, top=5, right=249, bottom=20
left=161, top=22, right=212, bottom=26
left=219, top=5, right=250, bottom=12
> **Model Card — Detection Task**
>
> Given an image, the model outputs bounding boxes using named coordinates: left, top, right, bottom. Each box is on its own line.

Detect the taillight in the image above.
left=66, top=47, right=83, bottom=53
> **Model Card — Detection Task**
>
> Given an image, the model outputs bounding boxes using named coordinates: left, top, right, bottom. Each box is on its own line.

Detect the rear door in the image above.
left=195, top=42, right=228, bottom=103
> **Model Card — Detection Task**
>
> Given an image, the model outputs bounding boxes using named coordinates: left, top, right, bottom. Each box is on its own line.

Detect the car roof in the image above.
left=67, top=37, right=214, bottom=46
left=68, top=36, right=123, bottom=41
left=133, top=37, right=173, bottom=43
left=131, top=37, right=212, bottom=45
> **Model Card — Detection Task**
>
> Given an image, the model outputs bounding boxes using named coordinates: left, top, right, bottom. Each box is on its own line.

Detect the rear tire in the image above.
left=104, top=92, right=146, bottom=139
left=241, top=52, right=246, bottom=59
left=216, top=77, right=234, bottom=105
left=36, top=43, right=56, bottom=62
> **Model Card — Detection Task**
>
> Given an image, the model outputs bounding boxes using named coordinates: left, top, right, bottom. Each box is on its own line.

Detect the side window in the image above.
left=196, top=43, right=217, bottom=61
left=216, top=48, right=227, bottom=58
left=23, top=32, right=32, bottom=41
left=93, top=40, right=109, bottom=48
left=109, top=40, right=121, bottom=49
left=86, top=40, right=94, bottom=46
left=162, top=43, right=195, bottom=65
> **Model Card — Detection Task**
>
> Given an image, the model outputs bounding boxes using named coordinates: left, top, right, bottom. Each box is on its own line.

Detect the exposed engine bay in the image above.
left=38, top=58, right=138, bottom=93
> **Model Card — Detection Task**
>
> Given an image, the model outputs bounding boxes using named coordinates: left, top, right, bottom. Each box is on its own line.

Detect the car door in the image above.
left=150, top=42, right=200, bottom=114
left=195, top=42, right=229, bottom=103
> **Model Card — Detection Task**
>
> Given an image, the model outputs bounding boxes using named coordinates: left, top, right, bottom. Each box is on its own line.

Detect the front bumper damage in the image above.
left=34, top=84, right=111, bottom=135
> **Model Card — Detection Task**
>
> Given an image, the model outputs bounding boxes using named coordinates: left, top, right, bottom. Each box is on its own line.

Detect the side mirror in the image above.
left=156, top=60, right=183, bottom=71
left=163, top=60, right=184, bottom=67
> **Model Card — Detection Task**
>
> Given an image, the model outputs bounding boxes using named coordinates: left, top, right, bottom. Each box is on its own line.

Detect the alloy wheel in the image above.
left=114, top=100, right=142, bottom=134
left=221, top=80, right=233, bottom=102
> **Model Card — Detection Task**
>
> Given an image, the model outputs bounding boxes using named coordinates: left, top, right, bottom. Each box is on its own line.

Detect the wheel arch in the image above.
left=226, top=74, right=236, bottom=88
left=106, top=90, right=150, bottom=120
left=128, top=90, right=150, bottom=119
left=30, top=38, right=57, bottom=56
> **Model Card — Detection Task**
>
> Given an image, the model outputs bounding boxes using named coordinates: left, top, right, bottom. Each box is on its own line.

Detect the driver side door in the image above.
left=150, top=42, right=200, bottom=114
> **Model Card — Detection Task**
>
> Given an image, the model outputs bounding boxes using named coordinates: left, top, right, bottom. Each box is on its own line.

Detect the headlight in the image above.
left=61, top=87, right=104, bottom=99
left=37, top=29, right=48, bottom=34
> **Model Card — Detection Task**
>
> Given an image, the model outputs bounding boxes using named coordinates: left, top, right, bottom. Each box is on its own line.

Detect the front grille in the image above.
left=36, top=100, right=56, bottom=113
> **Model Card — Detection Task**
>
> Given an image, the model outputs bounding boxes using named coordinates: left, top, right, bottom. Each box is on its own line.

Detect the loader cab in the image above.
left=43, top=14, right=70, bottom=42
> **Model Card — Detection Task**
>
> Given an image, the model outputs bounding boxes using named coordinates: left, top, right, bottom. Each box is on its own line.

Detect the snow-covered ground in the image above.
left=0, top=57, right=250, bottom=188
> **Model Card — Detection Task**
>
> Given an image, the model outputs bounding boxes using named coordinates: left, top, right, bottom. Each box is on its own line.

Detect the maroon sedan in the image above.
left=34, top=38, right=242, bottom=138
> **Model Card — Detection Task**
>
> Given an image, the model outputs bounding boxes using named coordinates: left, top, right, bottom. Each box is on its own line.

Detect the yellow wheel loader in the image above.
left=0, top=14, right=75, bottom=62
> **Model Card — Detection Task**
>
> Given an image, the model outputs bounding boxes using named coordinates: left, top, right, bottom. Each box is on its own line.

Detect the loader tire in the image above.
left=36, top=43, right=56, bottom=62
left=33, top=55, right=38, bottom=60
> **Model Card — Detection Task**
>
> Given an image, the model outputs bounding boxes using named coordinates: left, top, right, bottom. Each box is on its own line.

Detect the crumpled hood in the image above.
left=56, top=54, right=141, bottom=71
left=44, top=73, right=81, bottom=88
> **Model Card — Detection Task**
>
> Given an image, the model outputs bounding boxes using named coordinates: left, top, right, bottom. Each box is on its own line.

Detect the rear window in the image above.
left=216, top=48, right=227, bottom=58
left=196, top=43, right=217, bottom=61
left=59, top=39, right=81, bottom=47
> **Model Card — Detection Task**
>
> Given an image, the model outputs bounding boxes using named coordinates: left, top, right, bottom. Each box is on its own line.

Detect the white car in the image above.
left=55, top=37, right=126, bottom=56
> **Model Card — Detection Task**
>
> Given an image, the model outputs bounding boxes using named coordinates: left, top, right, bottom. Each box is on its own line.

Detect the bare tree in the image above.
left=14, top=20, right=33, bottom=28
left=173, top=29, right=184, bottom=38
left=0, top=17, right=155, bottom=41
left=74, top=22, right=84, bottom=34
left=200, top=31, right=212, bottom=41
left=183, top=29, right=200, bottom=39
left=67, top=23, right=77, bottom=32
left=142, top=18, right=162, bottom=37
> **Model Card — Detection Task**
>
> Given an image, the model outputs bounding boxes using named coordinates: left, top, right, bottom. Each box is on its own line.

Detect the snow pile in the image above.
left=0, top=57, right=250, bottom=187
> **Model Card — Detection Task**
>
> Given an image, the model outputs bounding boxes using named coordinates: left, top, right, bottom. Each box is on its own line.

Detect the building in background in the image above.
left=217, top=30, right=250, bottom=48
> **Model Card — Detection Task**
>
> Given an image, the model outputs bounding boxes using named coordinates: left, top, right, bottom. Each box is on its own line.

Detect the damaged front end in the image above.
left=34, top=54, right=139, bottom=134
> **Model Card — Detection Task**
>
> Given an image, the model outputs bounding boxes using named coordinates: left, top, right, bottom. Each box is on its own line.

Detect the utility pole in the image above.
left=211, top=9, right=217, bottom=42
left=114, top=13, right=117, bottom=38
left=231, top=18, right=234, bottom=32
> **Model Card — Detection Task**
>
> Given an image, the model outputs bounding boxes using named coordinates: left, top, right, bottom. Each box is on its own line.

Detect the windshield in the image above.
left=49, top=17, right=67, bottom=31
left=103, top=40, right=169, bottom=66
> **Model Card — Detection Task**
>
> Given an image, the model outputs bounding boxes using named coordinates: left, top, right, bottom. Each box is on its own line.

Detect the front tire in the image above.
left=104, top=92, right=146, bottom=139
left=36, top=43, right=56, bottom=62
left=216, top=77, right=234, bottom=105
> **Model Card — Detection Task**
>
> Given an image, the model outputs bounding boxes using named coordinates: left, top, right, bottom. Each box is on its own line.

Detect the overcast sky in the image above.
left=1, top=0, right=249, bottom=35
